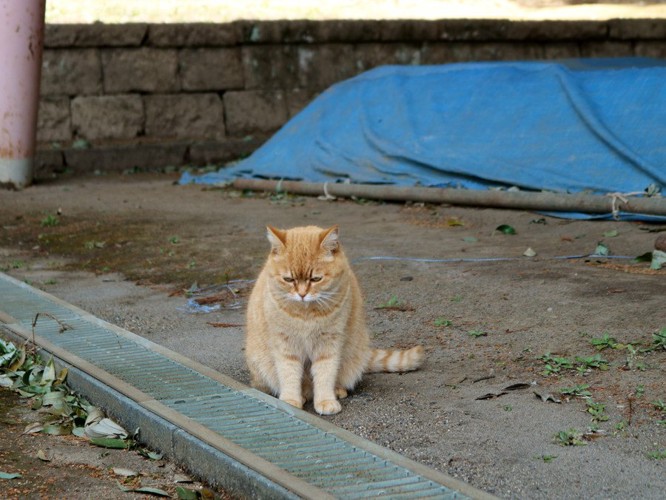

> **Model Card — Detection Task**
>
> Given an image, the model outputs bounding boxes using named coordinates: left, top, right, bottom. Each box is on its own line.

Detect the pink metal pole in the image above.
left=0, top=0, right=45, bottom=189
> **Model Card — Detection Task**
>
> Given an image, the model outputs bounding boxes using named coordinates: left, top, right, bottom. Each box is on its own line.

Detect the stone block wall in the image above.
left=36, top=19, right=666, bottom=176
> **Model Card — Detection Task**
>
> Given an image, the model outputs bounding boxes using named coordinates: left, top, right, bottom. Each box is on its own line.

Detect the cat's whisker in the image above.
left=312, top=291, right=337, bottom=309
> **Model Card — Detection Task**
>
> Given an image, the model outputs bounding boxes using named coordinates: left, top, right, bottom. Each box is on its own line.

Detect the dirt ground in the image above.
left=0, top=172, right=664, bottom=499
left=0, top=381, right=230, bottom=499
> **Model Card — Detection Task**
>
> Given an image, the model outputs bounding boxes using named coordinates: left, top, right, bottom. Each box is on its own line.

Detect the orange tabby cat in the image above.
left=245, top=225, right=424, bottom=415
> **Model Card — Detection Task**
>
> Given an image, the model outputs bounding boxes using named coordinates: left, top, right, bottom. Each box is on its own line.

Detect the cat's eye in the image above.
left=283, top=276, right=294, bottom=283
left=310, top=276, right=323, bottom=282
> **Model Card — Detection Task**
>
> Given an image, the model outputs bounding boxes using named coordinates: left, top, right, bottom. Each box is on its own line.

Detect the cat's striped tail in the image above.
left=365, top=346, right=424, bottom=373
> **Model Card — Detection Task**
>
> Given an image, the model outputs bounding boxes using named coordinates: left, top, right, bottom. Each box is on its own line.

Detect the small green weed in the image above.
left=586, top=401, right=609, bottom=422
left=538, top=353, right=574, bottom=376
left=652, top=400, right=666, bottom=412
left=467, top=330, right=488, bottom=338
left=575, top=354, right=609, bottom=373
left=434, top=317, right=453, bottom=327
left=560, top=384, right=592, bottom=398
left=377, top=295, right=400, bottom=309
left=40, top=214, right=59, bottom=227
left=647, top=449, right=666, bottom=460
left=375, top=295, right=413, bottom=311
left=634, top=384, right=645, bottom=398
left=624, top=344, right=646, bottom=371
left=0, top=261, right=26, bottom=272
left=615, top=420, right=628, bottom=432
left=536, top=454, right=557, bottom=463
left=169, top=236, right=180, bottom=244
left=651, top=328, right=666, bottom=351
left=84, top=240, right=105, bottom=250
left=554, top=428, right=587, bottom=446
left=590, top=332, right=620, bottom=350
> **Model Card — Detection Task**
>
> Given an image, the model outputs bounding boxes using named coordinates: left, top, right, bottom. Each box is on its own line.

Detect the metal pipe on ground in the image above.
left=232, top=179, right=666, bottom=217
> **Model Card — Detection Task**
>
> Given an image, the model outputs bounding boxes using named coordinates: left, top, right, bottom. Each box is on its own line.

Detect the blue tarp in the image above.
left=180, top=58, right=666, bottom=220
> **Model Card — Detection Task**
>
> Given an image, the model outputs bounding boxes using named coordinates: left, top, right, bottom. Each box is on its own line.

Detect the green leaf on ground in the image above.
left=434, top=317, right=452, bottom=327
left=468, top=330, right=488, bottom=338
left=176, top=486, right=200, bottom=500
left=0, top=471, right=22, bottom=479
left=116, top=482, right=171, bottom=496
left=594, top=242, right=610, bottom=256
left=495, top=224, right=516, bottom=235
left=590, top=333, right=619, bottom=350
left=554, top=428, right=587, bottom=446
left=90, top=437, right=131, bottom=449
left=651, top=250, right=666, bottom=270
left=633, top=251, right=652, bottom=263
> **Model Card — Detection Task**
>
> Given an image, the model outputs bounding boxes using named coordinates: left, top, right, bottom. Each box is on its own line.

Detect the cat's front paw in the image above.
left=280, top=397, right=304, bottom=409
left=314, top=399, right=342, bottom=415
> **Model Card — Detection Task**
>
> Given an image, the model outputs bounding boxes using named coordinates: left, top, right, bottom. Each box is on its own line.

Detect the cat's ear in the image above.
left=320, top=225, right=340, bottom=254
left=266, top=226, right=287, bottom=254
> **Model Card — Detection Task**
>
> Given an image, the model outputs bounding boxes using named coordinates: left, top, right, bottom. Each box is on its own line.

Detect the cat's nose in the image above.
left=296, top=283, right=309, bottom=298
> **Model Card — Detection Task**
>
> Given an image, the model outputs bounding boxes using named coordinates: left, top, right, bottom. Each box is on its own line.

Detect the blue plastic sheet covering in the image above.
left=180, top=58, right=666, bottom=220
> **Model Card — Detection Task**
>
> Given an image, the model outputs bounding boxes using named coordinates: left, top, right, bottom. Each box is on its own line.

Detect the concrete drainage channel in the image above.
left=0, top=272, right=494, bottom=499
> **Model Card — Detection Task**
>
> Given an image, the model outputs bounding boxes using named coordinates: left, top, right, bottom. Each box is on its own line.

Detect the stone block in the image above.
left=180, top=48, right=244, bottom=91
left=238, top=20, right=383, bottom=44
left=71, top=95, right=144, bottom=141
left=609, top=19, right=666, bottom=40
left=223, top=90, right=288, bottom=136
left=189, top=136, right=269, bottom=166
left=34, top=148, right=66, bottom=178
left=64, top=142, right=188, bottom=173
left=421, top=43, right=463, bottom=64
left=635, top=41, right=666, bottom=58
left=102, top=48, right=179, bottom=93
left=148, top=23, right=240, bottom=47
left=580, top=41, right=634, bottom=58
left=44, top=24, right=78, bottom=47
left=502, top=20, right=607, bottom=41
left=285, top=89, right=320, bottom=118
left=237, top=20, right=316, bottom=44
left=145, top=94, right=225, bottom=140
left=41, top=49, right=102, bottom=96
left=354, top=43, right=423, bottom=72
left=307, top=20, right=383, bottom=43
left=465, top=42, right=544, bottom=61
left=378, top=20, right=443, bottom=42
left=45, top=23, right=147, bottom=48
left=543, top=43, right=581, bottom=60
left=37, top=98, right=72, bottom=142
left=296, top=44, right=359, bottom=90
left=425, top=42, right=543, bottom=63
left=241, top=46, right=299, bottom=89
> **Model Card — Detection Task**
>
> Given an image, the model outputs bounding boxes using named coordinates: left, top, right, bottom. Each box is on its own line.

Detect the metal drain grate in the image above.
left=0, top=273, right=491, bottom=499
